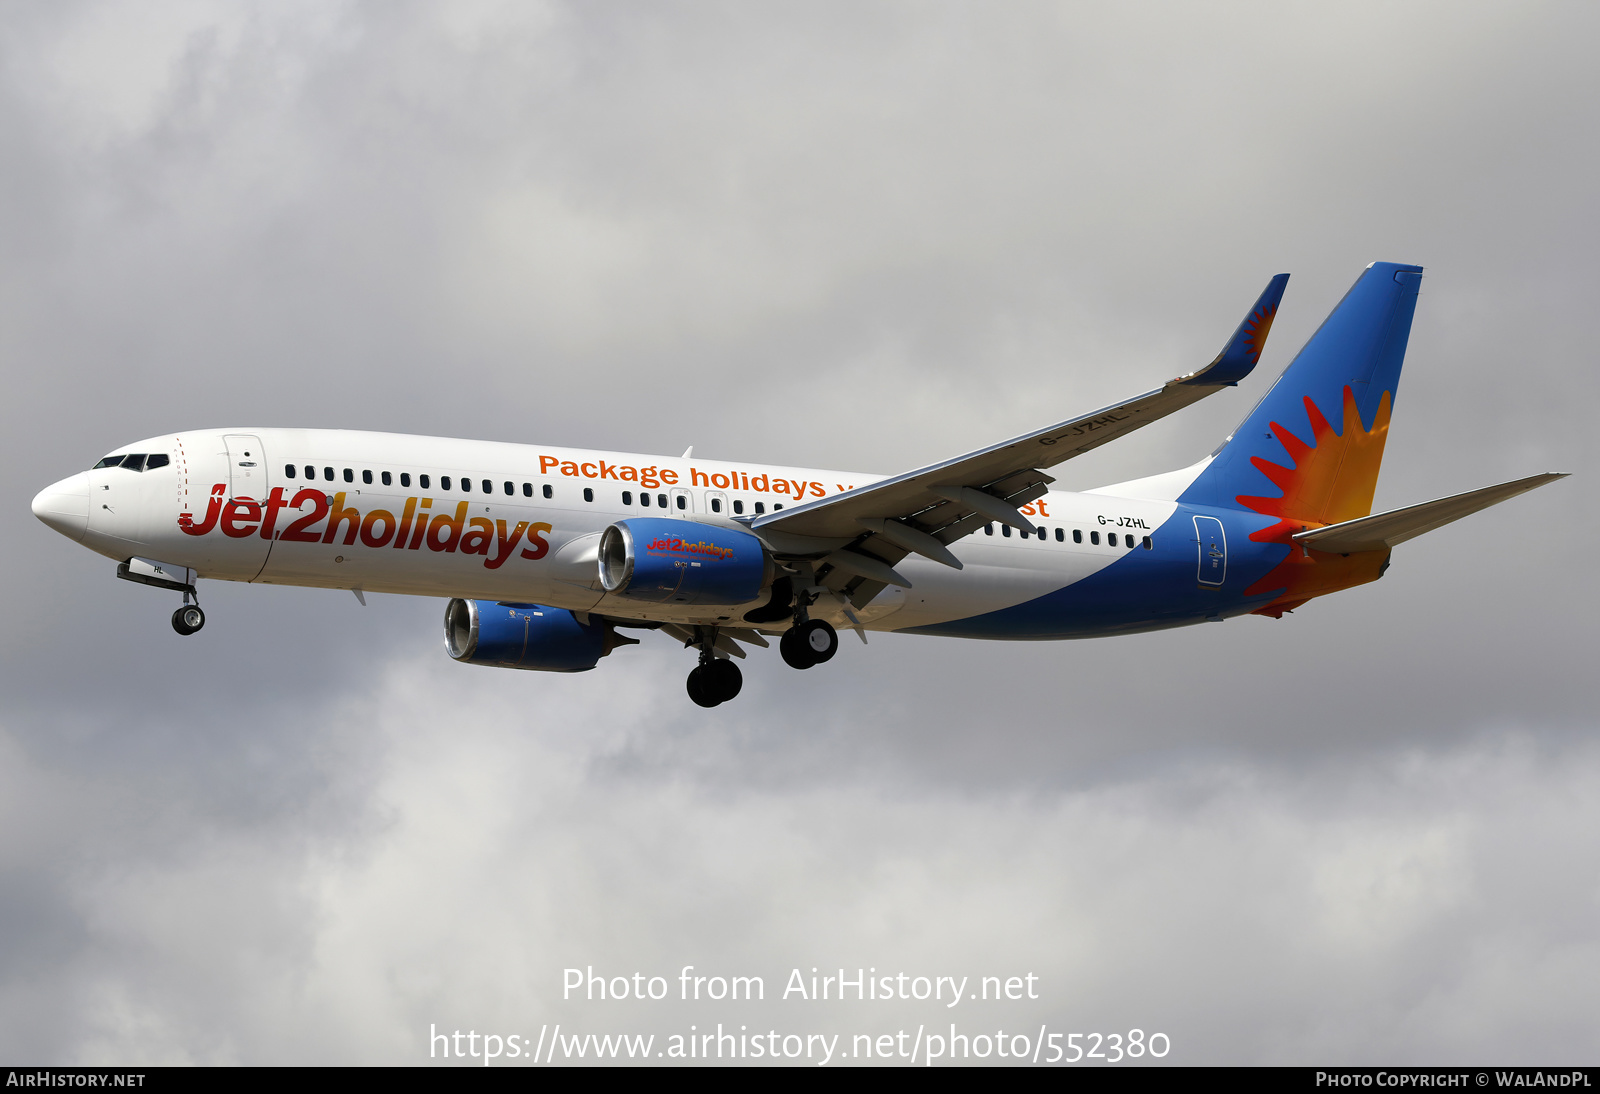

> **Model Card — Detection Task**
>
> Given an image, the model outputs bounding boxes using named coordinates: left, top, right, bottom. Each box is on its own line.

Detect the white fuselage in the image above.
left=44, top=428, right=1181, bottom=633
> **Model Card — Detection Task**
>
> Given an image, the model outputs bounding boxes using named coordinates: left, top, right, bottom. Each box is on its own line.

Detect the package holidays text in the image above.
left=565, top=966, right=1039, bottom=1008
left=540, top=454, right=838, bottom=498
left=539, top=454, right=1057, bottom=518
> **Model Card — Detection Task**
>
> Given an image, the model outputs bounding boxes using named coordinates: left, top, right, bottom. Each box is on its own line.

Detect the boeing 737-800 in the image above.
left=31, top=262, right=1565, bottom=706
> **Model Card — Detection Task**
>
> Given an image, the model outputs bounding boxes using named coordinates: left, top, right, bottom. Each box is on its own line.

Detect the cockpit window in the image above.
left=93, top=455, right=126, bottom=469
left=121, top=454, right=148, bottom=472
left=144, top=454, right=169, bottom=470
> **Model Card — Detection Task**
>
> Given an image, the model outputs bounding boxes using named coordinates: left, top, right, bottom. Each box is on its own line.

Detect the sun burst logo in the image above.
left=1237, top=385, right=1394, bottom=616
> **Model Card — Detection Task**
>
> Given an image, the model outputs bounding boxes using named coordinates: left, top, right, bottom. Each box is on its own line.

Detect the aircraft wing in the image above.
left=1292, top=473, right=1568, bottom=554
left=748, top=274, right=1289, bottom=599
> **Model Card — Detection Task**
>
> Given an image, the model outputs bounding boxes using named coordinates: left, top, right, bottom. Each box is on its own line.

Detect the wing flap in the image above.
left=1292, top=473, right=1568, bottom=553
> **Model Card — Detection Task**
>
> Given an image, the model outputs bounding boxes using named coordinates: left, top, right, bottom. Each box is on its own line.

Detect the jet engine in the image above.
left=598, top=518, right=771, bottom=606
left=443, top=599, right=632, bottom=673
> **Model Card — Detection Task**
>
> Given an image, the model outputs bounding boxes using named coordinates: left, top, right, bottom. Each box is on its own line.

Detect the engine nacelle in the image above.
left=599, top=518, right=770, bottom=606
left=444, top=599, right=606, bottom=673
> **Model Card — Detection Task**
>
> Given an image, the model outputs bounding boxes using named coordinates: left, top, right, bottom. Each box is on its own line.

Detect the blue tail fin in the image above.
left=1179, top=262, right=1424, bottom=524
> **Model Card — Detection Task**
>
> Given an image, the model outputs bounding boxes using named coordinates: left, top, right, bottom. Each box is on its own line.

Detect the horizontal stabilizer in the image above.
left=1292, top=473, right=1568, bottom=553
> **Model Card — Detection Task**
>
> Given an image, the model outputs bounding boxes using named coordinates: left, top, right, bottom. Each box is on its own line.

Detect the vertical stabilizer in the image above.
left=1180, top=262, right=1423, bottom=524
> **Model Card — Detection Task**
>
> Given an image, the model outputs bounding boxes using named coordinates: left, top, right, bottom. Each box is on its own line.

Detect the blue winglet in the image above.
left=1182, top=272, right=1290, bottom=387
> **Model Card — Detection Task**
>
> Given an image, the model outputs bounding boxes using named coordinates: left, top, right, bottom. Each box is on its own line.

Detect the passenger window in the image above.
left=675, top=494, right=686, bottom=510
left=442, top=476, right=453, bottom=490
left=362, top=470, right=373, bottom=485
left=774, top=503, right=783, bottom=510
left=1126, top=534, right=1135, bottom=548
left=483, top=480, right=492, bottom=493
left=754, top=502, right=765, bottom=515
left=1002, top=525, right=1012, bottom=538
left=503, top=481, right=512, bottom=496
left=658, top=494, right=668, bottom=507
left=984, top=523, right=993, bottom=535
left=324, top=467, right=334, bottom=481
left=285, top=464, right=297, bottom=478
left=710, top=497, right=721, bottom=513
left=1142, top=536, right=1152, bottom=549
left=1037, top=528, right=1046, bottom=540
left=305, top=466, right=315, bottom=480
left=542, top=484, right=552, bottom=499
left=382, top=471, right=392, bottom=486
left=522, top=483, right=532, bottom=497
left=639, top=492, right=650, bottom=507
left=462, top=478, right=471, bottom=492
left=1054, top=527, right=1064, bottom=542
left=343, top=468, right=353, bottom=483
left=93, top=455, right=126, bottom=469
left=401, top=473, right=411, bottom=488
left=733, top=500, right=744, bottom=515
left=584, top=488, right=595, bottom=503
left=1073, top=529, right=1082, bottom=544
left=1090, top=531, right=1100, bottom=545
left=622, top=491, right=633, bottom=505
left=420, top=474, right=430, bottom=489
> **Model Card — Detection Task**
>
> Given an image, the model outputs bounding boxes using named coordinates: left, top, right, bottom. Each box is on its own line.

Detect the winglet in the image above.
left=1178, top=272, right=1289, bottom=387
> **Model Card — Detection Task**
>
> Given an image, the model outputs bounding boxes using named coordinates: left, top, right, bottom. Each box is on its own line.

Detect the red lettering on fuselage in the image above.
left=178, top=484, right=226, bottom=536
left=280, top=488, right=330, bottom=542
left=220, top=498, right=261, bottom=537
left=520, top=522, right=552, bottom=560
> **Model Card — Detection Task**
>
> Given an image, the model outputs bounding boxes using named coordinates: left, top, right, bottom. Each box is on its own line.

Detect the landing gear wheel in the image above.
left=703, top=658, right=742, bottom=703
left=686, top=666, right=719, bottom=708
left=780, top=619, right=838, bottom=669
left=171, top=605, right=205, bottom=636
left=798, top=619, right=837, bottom=664
left=780, top=627, right=813, bottom=670
left=687, top=659, right=743, bottom=707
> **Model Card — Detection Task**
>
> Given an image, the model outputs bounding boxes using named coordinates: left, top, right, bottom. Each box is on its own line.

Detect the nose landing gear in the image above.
left=116, top=559, right=205, bottom=636
left=171, top=603, right=206, bottom=635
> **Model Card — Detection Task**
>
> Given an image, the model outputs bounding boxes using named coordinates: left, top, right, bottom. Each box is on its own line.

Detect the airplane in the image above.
left=31, top=262, right=1566, bottom=707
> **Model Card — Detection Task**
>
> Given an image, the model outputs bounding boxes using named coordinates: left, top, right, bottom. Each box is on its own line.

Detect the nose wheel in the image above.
left=171, top=605, right=206, bottom=636
left=780, top=619, right=838, bottom=669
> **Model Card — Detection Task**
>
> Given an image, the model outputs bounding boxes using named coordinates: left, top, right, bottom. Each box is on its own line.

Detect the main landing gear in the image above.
left=687, top=657, right=742, bottom=708
left=685, top=627, right=743, bottom=708
left=778, top=585, right=839, bottom=670
left=679, top=589, right=844, bottom=707
left=779, top=618, right=838, bottom=670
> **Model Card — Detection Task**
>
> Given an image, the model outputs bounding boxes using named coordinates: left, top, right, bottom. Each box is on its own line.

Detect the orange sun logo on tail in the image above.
left=1238, top=386, right=1394, bottom=617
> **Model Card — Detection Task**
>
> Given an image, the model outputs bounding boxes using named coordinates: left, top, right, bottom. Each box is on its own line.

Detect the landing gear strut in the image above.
left=685, top=627, right=743, bottom=708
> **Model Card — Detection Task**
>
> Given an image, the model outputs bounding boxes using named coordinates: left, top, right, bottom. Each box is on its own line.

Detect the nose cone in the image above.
left=32, top=472, right=90, bottom=542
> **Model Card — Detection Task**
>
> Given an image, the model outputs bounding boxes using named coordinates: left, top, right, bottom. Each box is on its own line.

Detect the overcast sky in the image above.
left=2, top=0, right=1597, bottom=1066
